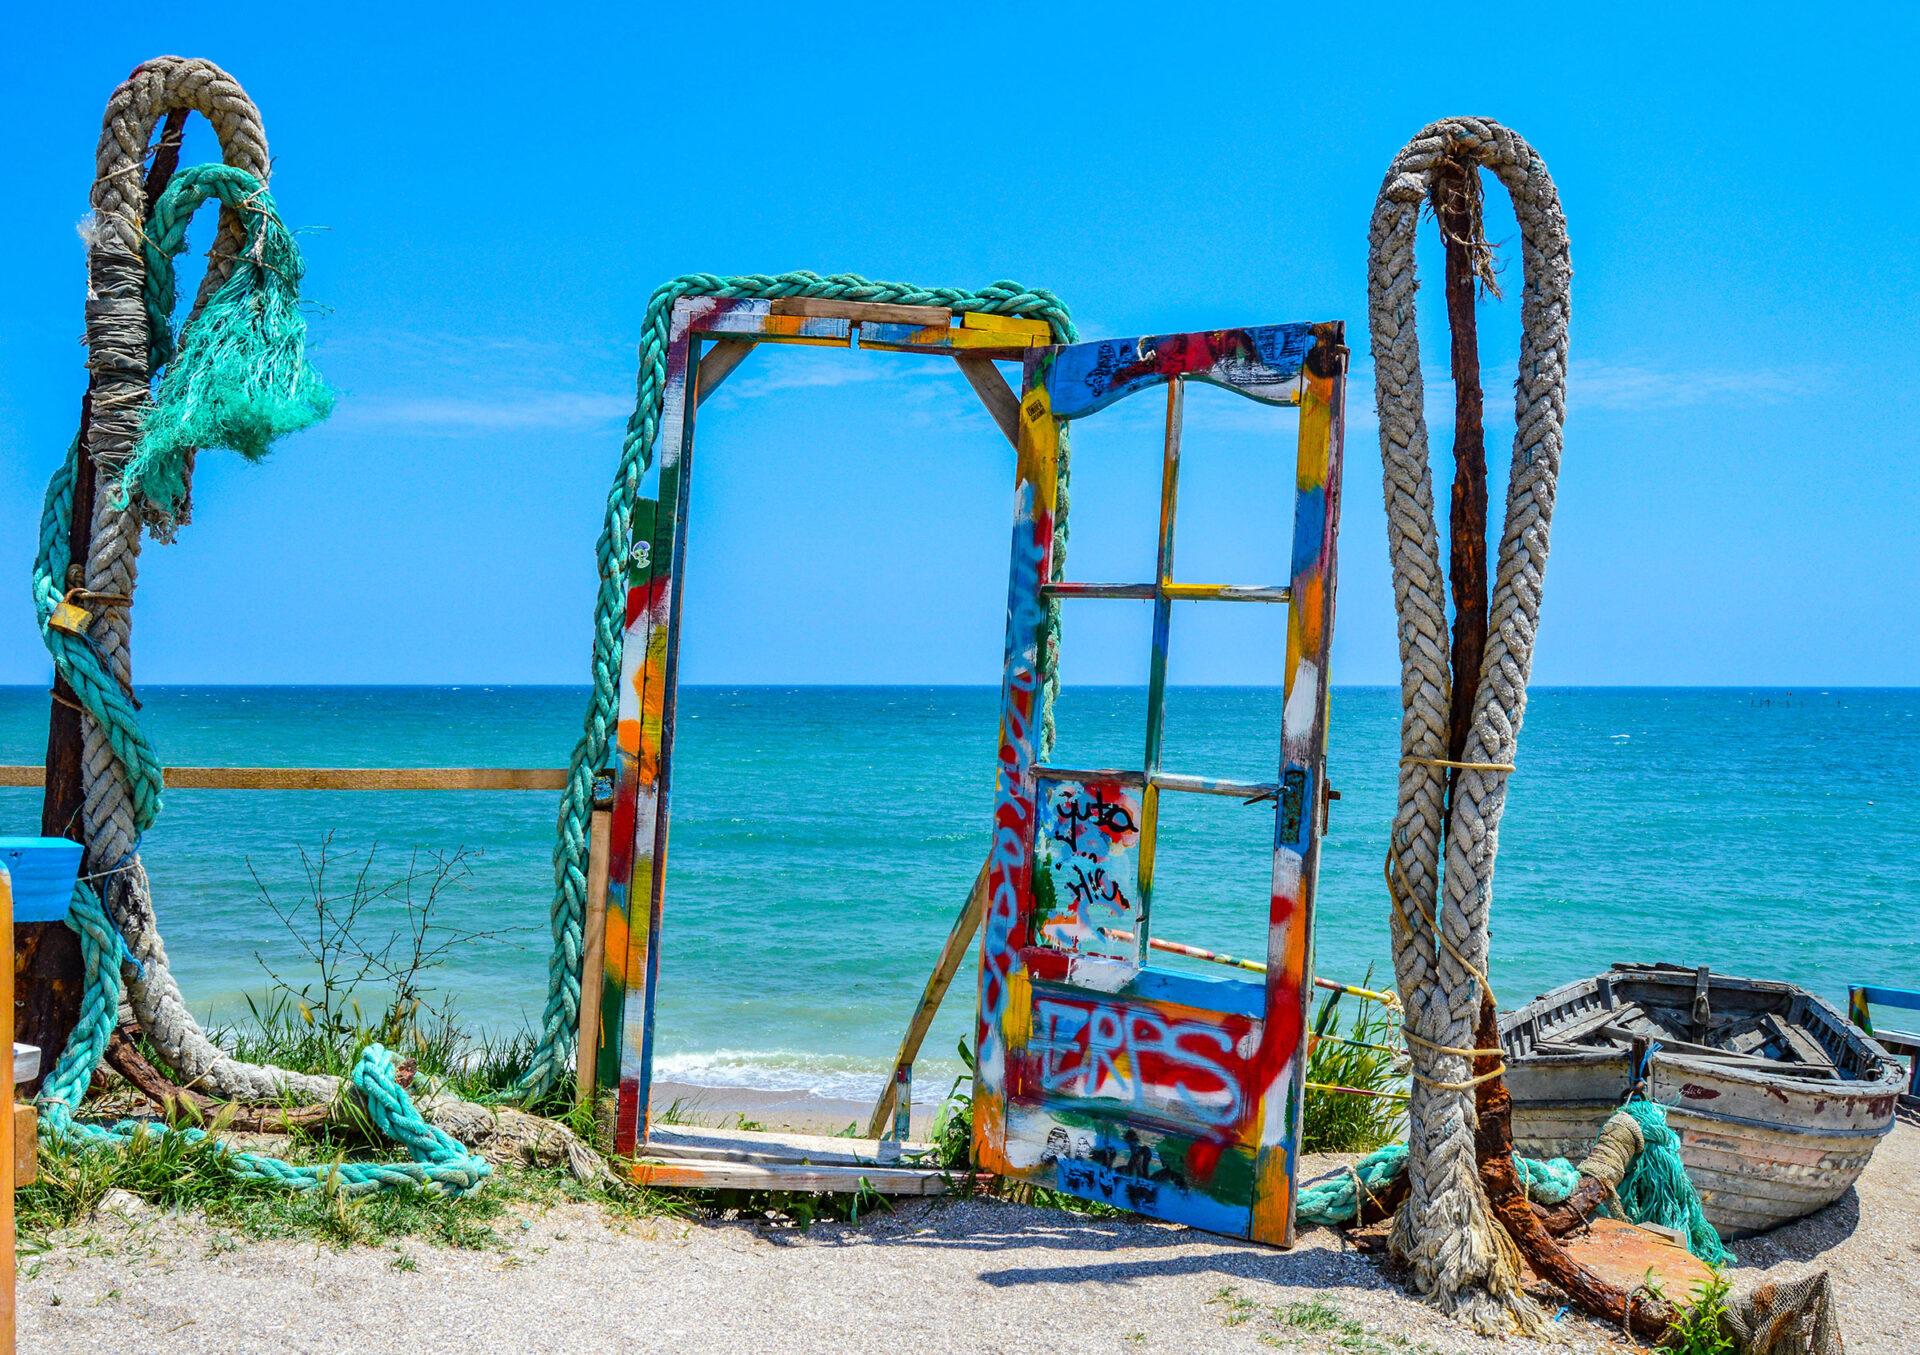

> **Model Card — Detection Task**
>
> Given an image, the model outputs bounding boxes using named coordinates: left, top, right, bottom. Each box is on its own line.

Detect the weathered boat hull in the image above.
left=1501, top=966, right=1905, bottom=1239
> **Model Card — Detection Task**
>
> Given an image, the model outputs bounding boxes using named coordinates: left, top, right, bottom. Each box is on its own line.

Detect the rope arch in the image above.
left=1367, top=116, right=1571, bottom=1333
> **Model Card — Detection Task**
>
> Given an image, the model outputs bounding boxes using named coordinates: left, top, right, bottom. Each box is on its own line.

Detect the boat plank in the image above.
left=645, top=1123, right=936, bottom=1167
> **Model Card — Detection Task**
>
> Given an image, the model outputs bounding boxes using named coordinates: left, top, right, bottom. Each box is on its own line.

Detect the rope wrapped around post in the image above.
left=71, top=57, right=346, bottom=1108
left=35, top=57, right=502, bottom=1195
left=1369, top=116, right=1571, bottom=1334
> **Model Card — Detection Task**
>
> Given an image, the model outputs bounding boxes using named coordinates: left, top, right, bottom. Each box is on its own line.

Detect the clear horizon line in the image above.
left=0, top=682, right=1911, bottom=692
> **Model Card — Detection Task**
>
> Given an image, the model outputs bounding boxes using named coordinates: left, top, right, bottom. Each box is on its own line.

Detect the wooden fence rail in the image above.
left=0, top=767, right=568, bottom=791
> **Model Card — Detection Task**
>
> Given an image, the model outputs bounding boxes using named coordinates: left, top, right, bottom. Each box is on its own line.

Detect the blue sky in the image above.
left=3, top=4, right=1914, bottom=686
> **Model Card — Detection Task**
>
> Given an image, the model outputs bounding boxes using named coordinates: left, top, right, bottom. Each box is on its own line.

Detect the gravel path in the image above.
left=19, top=1117, right=1917, bottom=1354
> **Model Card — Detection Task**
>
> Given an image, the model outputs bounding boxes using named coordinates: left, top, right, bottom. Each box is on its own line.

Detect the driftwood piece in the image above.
left=1473, top=997, right=1675, bottom=1340
left=103, top=1021, right=414, bottom=1134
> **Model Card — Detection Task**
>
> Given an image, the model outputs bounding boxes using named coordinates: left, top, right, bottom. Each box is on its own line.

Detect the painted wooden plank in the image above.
left=1162, top=583, right=1292, bottom=603
left=972, top=344, right=1062, bottom=1182
left=686, top=298, right=1044, bottom=359
left=1039, top=582, right=1157, bottom=601
left=610, top=296, right=714, bottom=1153
left=1854, top=985, right=1920, bottom=1015
left=574, top=807, right=611, bottom=1113
left=954, top=354, right=1022, bottom=449
left=599, top=491, right=658, bottom=1103
left=1034, top=766, right=1147, bottom=787
left=1148, top=772, right=1280, bottom=801
left=1248, top=321, right=1346, bottom=1246
left=647, top=1123, right=936, bottom=1167
left=1135, top=378, right=1186, bottom=955
left=959, top=312, right=1053, bottom=337
left=0, top=767, right=568, bottom=790
left=768, top=296, right=952, bottom=326
left=694, top=339, right=753, bottom=404
left=866, top=859, right=991, bottom=1138
left=626, top=1157, right=952, bottom=1194
left=944, top=326, right=1051, bottom=351
left=2, top=863, right=15, bottom=1337
left=1037, top=582, right=1291, bottom=603
left=1043, top=324, right=1317, bottom=420
left=699, top=299, right=850, bottom=346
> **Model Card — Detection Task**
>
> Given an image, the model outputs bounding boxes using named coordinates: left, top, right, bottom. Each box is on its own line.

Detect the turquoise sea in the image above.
left=2, top=686, right=1914, bottom=1102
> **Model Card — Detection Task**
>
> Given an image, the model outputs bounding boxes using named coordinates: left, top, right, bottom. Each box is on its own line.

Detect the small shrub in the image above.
left=1302, top=976, right=1406, bottom=1154
left=1662, top=1270, right=1737, bottom=1355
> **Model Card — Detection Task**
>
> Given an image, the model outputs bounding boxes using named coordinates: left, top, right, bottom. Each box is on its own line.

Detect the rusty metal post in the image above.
left=1432, top=156, right=1490, bottom=777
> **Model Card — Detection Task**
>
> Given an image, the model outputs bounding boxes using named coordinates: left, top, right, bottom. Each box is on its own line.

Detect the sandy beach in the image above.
left=18, top=1111, right=1916, bottom=1354
left=647, top=1080, right=926, bottom=1138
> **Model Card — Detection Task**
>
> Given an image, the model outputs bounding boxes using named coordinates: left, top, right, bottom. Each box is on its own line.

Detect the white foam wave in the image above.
left=652, top=1047, right=965, bottom=1102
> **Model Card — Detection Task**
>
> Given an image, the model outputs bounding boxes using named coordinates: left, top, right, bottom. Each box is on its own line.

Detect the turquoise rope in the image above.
left=1295, top=1144, right=1574, bottom=1226
left=1513, top=1152, right=1581, bottom=1204
left=33, top=439, right=165, bottom=831
left=1297, top=1116, right=1729, bottom=1266
left=127, top=163, right=334, bottom=521
left=1617, top=1099, right=1730, bottom=1265
left=516, top=271, right=1076, bottom=1100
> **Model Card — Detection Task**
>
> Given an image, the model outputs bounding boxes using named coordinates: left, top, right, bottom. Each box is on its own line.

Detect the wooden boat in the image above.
left=1499, top=963, right=1907, bottom=1238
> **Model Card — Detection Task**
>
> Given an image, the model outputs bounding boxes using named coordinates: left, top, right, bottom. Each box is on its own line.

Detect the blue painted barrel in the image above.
left=0, top=838, right=84, bottom=923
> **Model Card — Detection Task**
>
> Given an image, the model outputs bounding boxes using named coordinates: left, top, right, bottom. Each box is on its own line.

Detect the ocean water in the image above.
left=2, top=686, right=1914, bottom=1103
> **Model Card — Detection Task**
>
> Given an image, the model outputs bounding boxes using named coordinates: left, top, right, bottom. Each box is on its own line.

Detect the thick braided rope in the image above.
left=1369, top=118, right=1570, bottom=1333
left=71, top=60, right=340, bottom=1108
left=33, top=441, right=164, bottom=828
left=517, top=271, right=1077, bottom=1099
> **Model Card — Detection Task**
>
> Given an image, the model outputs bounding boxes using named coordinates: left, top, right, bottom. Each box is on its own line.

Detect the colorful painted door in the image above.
left=972, top=322, right=1347, bottom=1245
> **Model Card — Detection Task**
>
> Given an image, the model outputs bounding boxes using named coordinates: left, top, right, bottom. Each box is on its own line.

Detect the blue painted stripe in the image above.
left=1036, top=966, right=1267, bottom=1020
left=1855, top=986, right=1920, bottom=1011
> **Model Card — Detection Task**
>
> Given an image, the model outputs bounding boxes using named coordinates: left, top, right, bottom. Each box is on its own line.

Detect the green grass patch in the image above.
left=16, top=1127, right=677, bottom=1258
left=1208, top=1287, right=1441, bottom=1352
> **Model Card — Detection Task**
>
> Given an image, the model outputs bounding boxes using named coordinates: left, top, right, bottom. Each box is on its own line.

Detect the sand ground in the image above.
left=18, top=1112, right=1918, bottom=1354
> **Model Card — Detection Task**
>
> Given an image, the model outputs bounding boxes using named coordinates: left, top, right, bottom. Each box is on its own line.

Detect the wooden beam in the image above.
left=628, top=1156, right=952, bottom=1195
left=767, top=297, right=951, bottom=326
left=646, top=1123, right=935, bottom=1168
left=866, top=859, right=990, bottom=1138
left=1474, top=996, right=1675, bottom=1340
left=0, top=767, right=568, bottom=791
left=575, top=808, right=612, bottom=1114
left=954, top=354, right=1022, bottom=450
left=694, top=339, right=753, bottom=405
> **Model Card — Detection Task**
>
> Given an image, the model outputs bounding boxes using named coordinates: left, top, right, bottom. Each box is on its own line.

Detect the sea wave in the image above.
left=652, top=1047, right=967, bottom=1102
